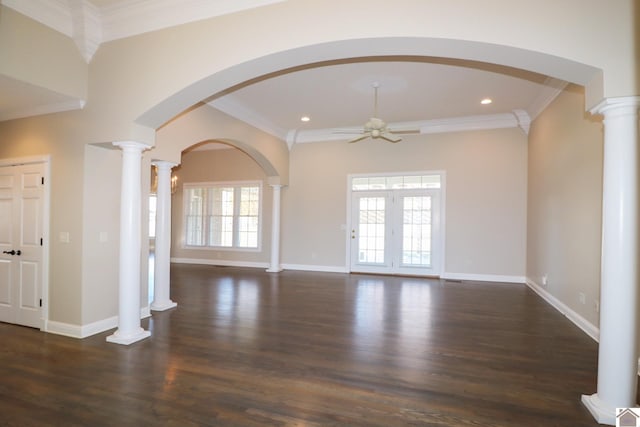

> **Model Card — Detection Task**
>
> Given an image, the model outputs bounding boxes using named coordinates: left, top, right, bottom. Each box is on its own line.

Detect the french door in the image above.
left=0, top=163, right=44, bottom=328
left=350, top=188, right=441, bottom=276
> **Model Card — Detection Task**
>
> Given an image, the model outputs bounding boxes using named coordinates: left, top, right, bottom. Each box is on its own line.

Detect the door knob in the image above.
left=15, top=250, right=21, bottom=256
left=3, top=250, right=15, bottom=255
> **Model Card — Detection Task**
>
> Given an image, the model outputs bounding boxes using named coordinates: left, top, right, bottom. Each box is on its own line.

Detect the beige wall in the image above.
left=282, top=128, right=528, bottom=277
left=527, top=85, right=603, bottom=327
left=171, top=146, right=273, bottom=265
left=82, top=145, right=121, bottom=324
left=0, top=111, right=86, bottom=325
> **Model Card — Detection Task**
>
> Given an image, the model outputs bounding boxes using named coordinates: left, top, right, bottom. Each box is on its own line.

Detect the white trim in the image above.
left=46, top=307, right=152, bottom=339
left=171, top=257, right=269, bottom=269
left=0, top=99, right=86, bottom=123
left=3, top=0, right=286, bottom=58
left=69, top=0, right=102, bottom=62
left=41, top=158, right=51, bottom=332
left=182, top=180, right=263, bottom=251
left=346, top=171, right=446, bottom=276
left=525, top=278, right=599, bottom=342
left=441, top=272, right=526, bottom=284
left=46, top=320, right=83, bottom=338
left=293, top=113, right=528, bottom=145
left=208, top=97, right=287, bottom=141
left=281, top=264, right=348, bottom=274
left=0, top=156, right=51, bottom=332
left=100, top=0, right=286, bottom=42
left=0, top=155, right=52, bottom=167
left=527, top=77, right=568, bottom=120
left=2, top=0, right=72, bottom=36
left=589, top=95, right=640, bottom=115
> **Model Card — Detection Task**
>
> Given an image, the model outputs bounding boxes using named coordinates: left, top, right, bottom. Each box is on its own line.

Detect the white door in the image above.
left=350, top=189, right=441, bottom=276
left=0, top=163, right=44, bottom=328
left=350, top=191, right=392, bottom=272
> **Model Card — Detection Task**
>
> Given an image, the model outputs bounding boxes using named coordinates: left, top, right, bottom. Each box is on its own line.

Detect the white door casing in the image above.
left=0, top=161, right=46, bottom=328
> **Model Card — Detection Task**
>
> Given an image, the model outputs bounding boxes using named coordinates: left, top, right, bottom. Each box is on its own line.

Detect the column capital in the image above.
left=590, top=96, right=640, bottom=116
left=112, top=141, right=153, bottom=152
left=152, top=160, right=179, bottom=169
left=269, top=184, right=284, bottom=190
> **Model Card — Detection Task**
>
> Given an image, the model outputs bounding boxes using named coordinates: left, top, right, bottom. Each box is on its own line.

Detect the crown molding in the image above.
left=68, top=0, right=102, bottom=62
left=291, top=112, right=531, bottom=145
left=2, top=0, right=72, bottom=36
left=0, top=99, right=85, bottom=122
left=418, top=114, right=518, bottom=135
left=527, top=77, right=567, bottom=120
left=100, top=0, right=286, bottom=42
left=207, top=97, right=288, bottom=141
left=512, top=109, right=531, bottom=135
left=2, top=0, right=285, bottom=63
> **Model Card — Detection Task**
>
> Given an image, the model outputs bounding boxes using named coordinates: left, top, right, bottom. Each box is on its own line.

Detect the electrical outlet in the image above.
left=595, top=300, right=600, bottom=313
left=541, top=275, right=548, bottom=286
left=579, top=292, right=586, bottom=305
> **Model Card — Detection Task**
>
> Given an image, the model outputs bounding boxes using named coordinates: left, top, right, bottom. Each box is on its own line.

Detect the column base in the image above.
left=266, top=267, right=283, bottom=273
left=106, top=327, right=151, bottom=345
left=582, top=393, right=617, bottom=426
left=150, top=300, right=177, bottom=312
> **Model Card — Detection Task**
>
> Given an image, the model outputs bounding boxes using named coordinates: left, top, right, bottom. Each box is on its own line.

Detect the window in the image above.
left=149, top=194, right=157, bottom=238
left=352, top=174, right=441, bottom=191
left=184, top=182, right=261, bottom=249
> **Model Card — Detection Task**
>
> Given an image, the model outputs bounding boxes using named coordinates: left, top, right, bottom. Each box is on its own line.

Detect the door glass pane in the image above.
left=358, top=197, right=386, bottom=264
left=401, top=196, right=432, bottom=267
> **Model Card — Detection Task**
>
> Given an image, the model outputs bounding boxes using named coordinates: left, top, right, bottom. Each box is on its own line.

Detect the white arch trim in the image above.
left=137, top=37, right=602, bottom=130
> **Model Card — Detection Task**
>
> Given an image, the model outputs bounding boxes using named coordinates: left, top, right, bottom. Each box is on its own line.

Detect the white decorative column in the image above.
left=582, top=97, right=640, bottom=425
left=107, top=141, right=152, bottom=345
left=266, top=184, right=283, bottom=273
left=151, top=160, right=178, bottom=311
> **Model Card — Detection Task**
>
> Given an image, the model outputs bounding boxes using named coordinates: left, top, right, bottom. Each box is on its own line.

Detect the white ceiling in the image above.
left=1, top=0, right=567, bottom=143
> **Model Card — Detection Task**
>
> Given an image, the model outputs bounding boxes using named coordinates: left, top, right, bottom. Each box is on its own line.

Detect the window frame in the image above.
left=182, top=180, right=263, bottom=252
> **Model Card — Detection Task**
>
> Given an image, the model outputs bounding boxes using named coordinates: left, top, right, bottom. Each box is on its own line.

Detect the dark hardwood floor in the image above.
left=0, top=265, right=604, bottom=426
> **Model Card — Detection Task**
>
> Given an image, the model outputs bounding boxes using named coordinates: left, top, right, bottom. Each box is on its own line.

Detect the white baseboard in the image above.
left=525, top=278, right=599, bottom=342
left=281, top=263, right=348, bottom=273
left=46, top=307, right=153, bottom=339
left=46, top=320, right=84, bottom=338
left=523, top=279, right=640, bottom=375
left=441, top=272, right=526, bottom=284
left=171, top=258, right=348, bottom=273
left=171, top=257, right=269, bottom=269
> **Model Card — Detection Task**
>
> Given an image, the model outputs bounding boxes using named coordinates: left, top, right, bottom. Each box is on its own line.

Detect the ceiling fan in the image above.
left=335, top=82, right=420, bottom=144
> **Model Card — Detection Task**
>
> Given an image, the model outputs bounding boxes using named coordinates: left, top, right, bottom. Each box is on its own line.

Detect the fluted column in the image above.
left=150, top=160, right=178, bottom=311
left=107, top=141, right=152, bottom=345
left=582, top=97, right=640, bottom=425
left=266, top=184, right=283, bottom=273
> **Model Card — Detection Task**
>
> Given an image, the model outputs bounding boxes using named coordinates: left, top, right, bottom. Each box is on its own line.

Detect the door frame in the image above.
left=346, top=171, right=446, bottom=277
left=0, top=155, right=50, bottom=331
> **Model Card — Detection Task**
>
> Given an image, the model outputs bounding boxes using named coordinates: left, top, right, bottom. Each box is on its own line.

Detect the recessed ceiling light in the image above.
left=481, top=98, right=493, bottom=105
left=301, top=116, right=310, bottom=122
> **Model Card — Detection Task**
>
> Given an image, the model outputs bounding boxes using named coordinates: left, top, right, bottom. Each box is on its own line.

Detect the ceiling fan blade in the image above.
left=380, top=134, right=402, bottom=143
left=332, top=130, right=364, bottom=135
left=389, top=129, right=420, bottom=135
left=348, top=134, right=370, bottom=144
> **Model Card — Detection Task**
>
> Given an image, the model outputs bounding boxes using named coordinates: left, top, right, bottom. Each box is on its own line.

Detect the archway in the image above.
left=139, top=33, right=630, bottom=426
